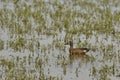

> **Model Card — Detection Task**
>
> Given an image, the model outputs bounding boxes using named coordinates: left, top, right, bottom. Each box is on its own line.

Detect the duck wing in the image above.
left=78, top=48, right=90, bottom=52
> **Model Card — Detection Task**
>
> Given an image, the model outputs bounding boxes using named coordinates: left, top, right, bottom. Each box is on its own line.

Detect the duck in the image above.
left=65, top=41, right=90, bottom=56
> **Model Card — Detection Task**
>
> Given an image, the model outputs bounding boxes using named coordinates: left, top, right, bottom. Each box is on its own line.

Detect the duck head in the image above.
left=65, top=41, right=73, bottom=48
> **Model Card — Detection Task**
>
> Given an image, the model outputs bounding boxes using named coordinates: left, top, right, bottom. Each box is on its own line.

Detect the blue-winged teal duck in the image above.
left=65, top=41, right=90, bottom=56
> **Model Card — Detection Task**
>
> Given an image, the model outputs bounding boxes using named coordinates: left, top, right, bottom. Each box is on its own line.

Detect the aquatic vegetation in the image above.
left=0, top=0, right=120, bottom=80
left=9, top=37, right=26, bottom=51
left=0, top=39, right=4, bottom=50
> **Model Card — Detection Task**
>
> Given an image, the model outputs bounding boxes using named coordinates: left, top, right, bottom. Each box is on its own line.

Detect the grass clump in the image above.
left=0, top=39, right=4, bottom=50
left=9, top=37, right=26, bottom=51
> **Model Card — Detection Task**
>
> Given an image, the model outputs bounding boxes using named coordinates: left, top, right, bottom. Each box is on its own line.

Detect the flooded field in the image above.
left=0, top=0, right=120, bottom=80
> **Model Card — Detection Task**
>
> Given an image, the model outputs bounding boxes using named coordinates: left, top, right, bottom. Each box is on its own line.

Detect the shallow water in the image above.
left=0, top=0, right=120, bottom=80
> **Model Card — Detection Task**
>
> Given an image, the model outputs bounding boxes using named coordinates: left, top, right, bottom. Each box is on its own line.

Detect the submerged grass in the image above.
left=0, top=0, right=120, bottom=80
